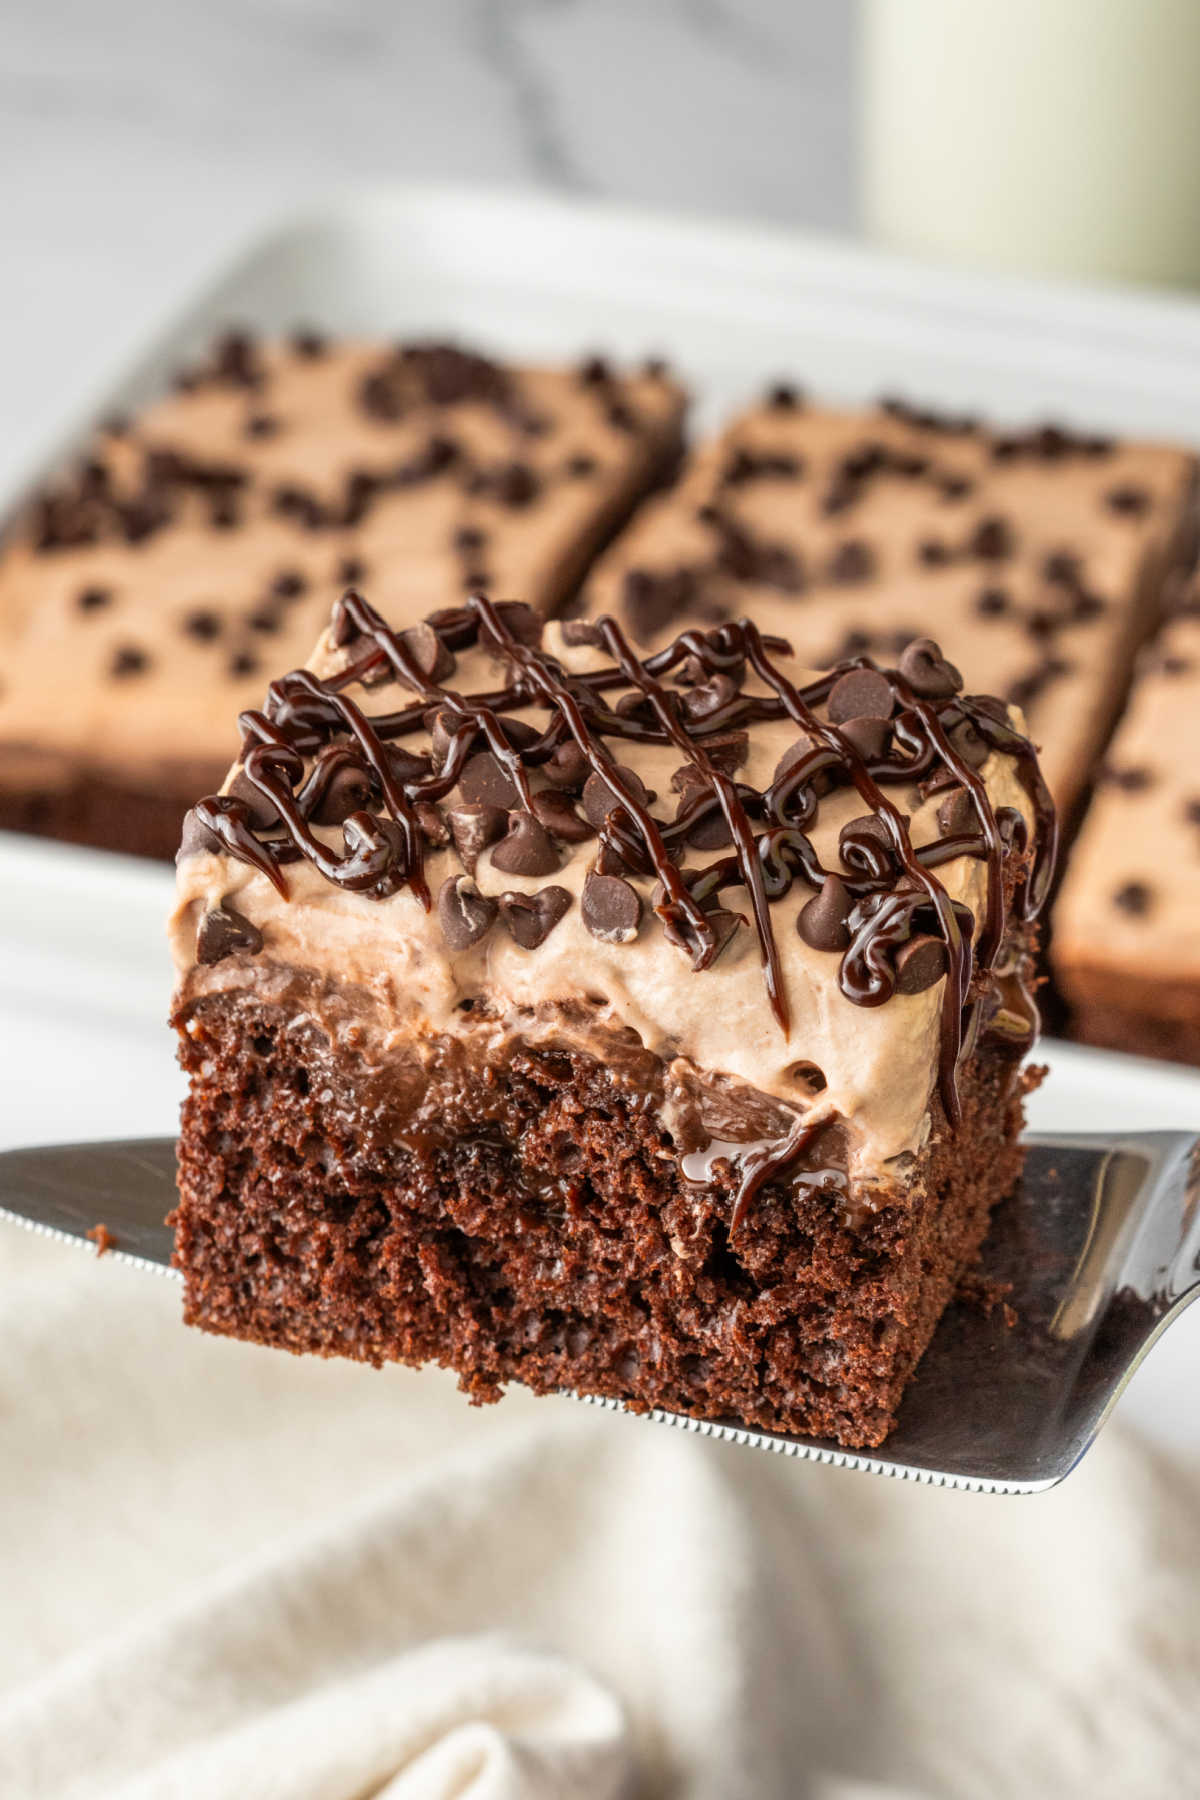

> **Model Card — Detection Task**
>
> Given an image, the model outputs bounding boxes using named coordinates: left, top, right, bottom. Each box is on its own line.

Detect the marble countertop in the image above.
left=1, top=1, right=853, bottom=474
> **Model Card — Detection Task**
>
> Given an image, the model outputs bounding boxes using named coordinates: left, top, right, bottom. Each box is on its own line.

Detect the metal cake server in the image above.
left=1, top=1132, right=1197, bottom=1495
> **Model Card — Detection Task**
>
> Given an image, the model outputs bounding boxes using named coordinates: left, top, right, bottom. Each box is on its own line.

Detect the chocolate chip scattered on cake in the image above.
left=1053, top=575, right=1200, bottom=1064
left=577, top=389, right=1196, bottom=823
left=168, top=588, right=1055, bottom=1449
left=0, top=333, right=684, bottom=858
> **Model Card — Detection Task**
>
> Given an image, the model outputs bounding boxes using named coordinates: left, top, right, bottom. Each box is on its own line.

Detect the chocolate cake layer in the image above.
left=576, top=391, right=1197, bottom=827
left=1053, top=579, right=1200, bottom=1065
left=169, top=592, right=1055, bottom=1447
left=0, top=335, right=684, bottom=859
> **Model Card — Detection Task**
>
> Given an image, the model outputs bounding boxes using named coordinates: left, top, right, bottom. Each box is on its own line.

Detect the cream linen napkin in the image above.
left=2, top=1223, right=1200, bottom=1800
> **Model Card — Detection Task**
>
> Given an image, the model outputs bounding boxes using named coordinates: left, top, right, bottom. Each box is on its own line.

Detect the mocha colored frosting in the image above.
left=171, top=599, right=1050, bottom=1195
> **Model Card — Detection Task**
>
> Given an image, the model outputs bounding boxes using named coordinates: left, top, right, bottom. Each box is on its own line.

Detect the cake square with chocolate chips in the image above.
left=169, top=588, right=1055, bottom=1450
left=576, top=388, right=1196, bottom=827
left=0, top=334, right=684, bottom=859
left=1054, top=578, right=1200, bottom=1064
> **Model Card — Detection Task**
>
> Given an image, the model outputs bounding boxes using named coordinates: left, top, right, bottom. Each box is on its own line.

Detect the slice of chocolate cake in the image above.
left=0, top=335, right=684, bottom=859
left=168, top=589, right=1056, bottom=1449
left=577, top=389, right=1196, bottom=828
left=1053, top=578, right=1200, bottom=1064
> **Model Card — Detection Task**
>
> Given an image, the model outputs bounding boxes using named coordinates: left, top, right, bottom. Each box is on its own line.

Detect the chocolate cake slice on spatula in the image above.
left=5, top=590, right=1197, bottom=1491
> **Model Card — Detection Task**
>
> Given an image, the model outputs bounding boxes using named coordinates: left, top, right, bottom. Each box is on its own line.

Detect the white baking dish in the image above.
left=3, top=183, right=1199, bottom=1454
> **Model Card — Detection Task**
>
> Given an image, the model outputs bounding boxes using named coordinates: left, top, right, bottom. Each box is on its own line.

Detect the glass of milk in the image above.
left=861, top=0, right=1200, bottom=288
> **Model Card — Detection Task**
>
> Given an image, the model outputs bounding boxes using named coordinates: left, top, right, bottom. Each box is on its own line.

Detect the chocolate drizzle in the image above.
left=187, top=590, right=1056, bottom=1207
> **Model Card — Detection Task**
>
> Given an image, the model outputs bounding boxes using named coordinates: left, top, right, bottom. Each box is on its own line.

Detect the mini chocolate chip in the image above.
left=970, top=515, right=1015, bottom=560
left=229, top=651, right=259, bottom=679
left=797, top=874, right=852, bottom=952
left=703, top=907, right=747, bottom=963
left=1105, top=484, right=1151, bottom=516
left=229, top=768, right=280, bottom=830
left=313, top=765, right=374, bottom=826
left=1042, top=549, right=1081, bottom=586
left=247, top=607, right=282, bottom=634
left=937, top=787, right=976, bottom=835
left=459, top=751, right=523, bottom=810
left=674, top=776, right=732, bottom=851
left=1113, top=880, right=1152, bottom=916
left=461, top=569, right=491, bottom=592
left=917, top=539, right=952, bottom=566
left=1071, top=590, right=1106, bottom=622
left=111, top=645, right=149, bottom=678
left=582, top=871, right=642, bottom=944
left=839, top=812, right=905, bottom=870
left=245, top=413, right=280, bottom=439
left=446, top=801, right=506, bottom=873
left=177, top=808, right=222, bottom=861
left=1160, top=654, right=1193, bottom=677
left=679, top=731, right=749, bottom=778
left=530, top=788, right=594, bottom=843
left=499, top=885, right=572, bottom=949
left=386, top=744, right=430, bottom=784
left=398, top=621, right=455, bottom=683
left=291, top=329, right=327, bottom=358
left=566, top=453, right=597, bottom=478
left=607, top=399, right=638, bottom=433
left=493, top=461, right=540, bottom=507
left=1100, top=765, right=1152, bottom=792
left=453, top=525, right=487, bottom=554
left=272, top=569, right=307, bottom=599
left=196, top=903, right=263, bottom=966
left=681, top=674, right=738, bottom=723
left=543, top=738, right=591, bottom=790
left=438, top=875, right=498, bottom=951
left=838, top=714, right=892, bottom=761
left=416, top=801, right=449, bottom=847
left=1184, top=798, right=1200, bottom=825
left=582, top=766, right=652, bottom=830
left=975, top=587, right=1010, bottom=619
left=767, top=381, right=801, bottom=410
left=828, top=539, right=875, bottom=584
left=179, top=609, right=220, bottom=642
left=559, top=620, right=604, bottom=649
left=899, top=637, right=963, bottom=698
left=939, top=474, right=974, bottom=501
left=77, top=585, right=112, bottom=612
left=827, top=667, right=894, bottom=725
left=578, top=355, right=611, bottom=387
left=337, top=557, right=367, bottom=587
left=894, top=934, right=948, bottom=995
left=491, top=810, right=560, bottom=877
left=947, top=717, right=989, bottom=769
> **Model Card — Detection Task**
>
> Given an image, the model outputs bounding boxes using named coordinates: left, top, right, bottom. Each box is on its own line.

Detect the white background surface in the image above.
left=0, top=0, right=852, bottom=483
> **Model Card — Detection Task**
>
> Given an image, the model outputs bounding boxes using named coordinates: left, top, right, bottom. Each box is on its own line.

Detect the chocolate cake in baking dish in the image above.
left=0, top=335, right=684, bottom=858
left=577, top=388, right=1196, bottom=827
left=169, top=589, right=1055, bottom=1449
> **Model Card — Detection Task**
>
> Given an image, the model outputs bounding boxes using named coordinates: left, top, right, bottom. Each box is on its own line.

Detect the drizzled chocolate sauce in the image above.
left=188, top=589, right=1055, bottom=1222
